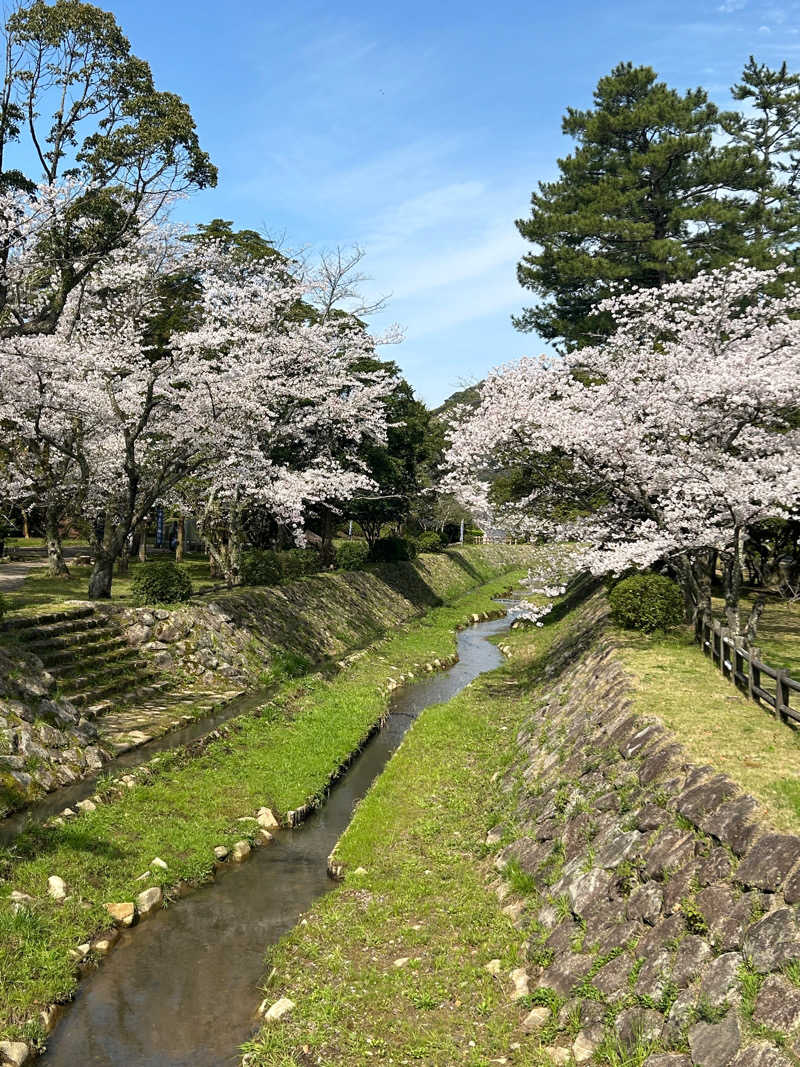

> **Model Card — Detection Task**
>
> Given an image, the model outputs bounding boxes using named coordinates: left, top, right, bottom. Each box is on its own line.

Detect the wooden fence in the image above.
left=695, top=616, right=800, bottom=726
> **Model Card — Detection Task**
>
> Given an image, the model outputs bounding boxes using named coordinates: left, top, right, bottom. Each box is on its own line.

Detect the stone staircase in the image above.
left=0, top=605, right=242, bottom=756
left=0, top=606, right=168, bottom=716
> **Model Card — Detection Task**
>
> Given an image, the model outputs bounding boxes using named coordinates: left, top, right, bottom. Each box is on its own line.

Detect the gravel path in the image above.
left=0, top=558, right=48, bottom=591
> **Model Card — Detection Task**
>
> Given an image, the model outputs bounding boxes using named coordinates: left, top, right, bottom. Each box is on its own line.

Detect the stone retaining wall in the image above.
left=113, top=545, right=538, bottom=688
left=0, top=646, right=104, bottom=812
left=493, top=594, right=800, bottom=1066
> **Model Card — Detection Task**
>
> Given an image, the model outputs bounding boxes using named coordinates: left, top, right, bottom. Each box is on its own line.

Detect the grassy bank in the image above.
left=0, top=571, right=521, bottom=1049
left=242, top=609, right=566, bottom=1066
left=619, top=624, right=800, bottom=834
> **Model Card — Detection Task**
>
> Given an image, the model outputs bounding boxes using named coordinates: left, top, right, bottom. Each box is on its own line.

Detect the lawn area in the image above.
left=710, top=592, right=800, bottom=678
left=618, top=624, right=800, bottom=834
left=1, top=555, right=214, bottom=616
left=0, top=571, right=522, bottom=1049
left=242, top=611, right=567, bottom=1067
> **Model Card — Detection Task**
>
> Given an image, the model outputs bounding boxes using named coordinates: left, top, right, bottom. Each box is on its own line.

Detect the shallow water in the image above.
left=0, top=686, right=274, bottom=846
left=39, top=616, right=510, bottom=1067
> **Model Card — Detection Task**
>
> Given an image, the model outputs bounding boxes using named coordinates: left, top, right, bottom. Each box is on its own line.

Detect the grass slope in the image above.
left=618, top=625, right=800, bottom=834
left=0, top=573, right=520, bottom=1048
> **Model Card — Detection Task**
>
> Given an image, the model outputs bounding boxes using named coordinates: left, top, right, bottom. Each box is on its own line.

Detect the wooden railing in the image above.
left=695, top=615, right=800, bottom=726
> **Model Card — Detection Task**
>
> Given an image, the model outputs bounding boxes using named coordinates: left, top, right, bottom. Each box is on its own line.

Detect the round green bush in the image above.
left=241, top=549, right=282, bottom=586
left=279, top=548, right=321, bottom=580
left=335, top=540, right=370, bottom=571
left=608, top=572, right=685, bottom=632
left=370, top=536, right=418, bottom=563
left=131, top=561, right=193, bottom=605
left=415, top=530, right=446, bottom=554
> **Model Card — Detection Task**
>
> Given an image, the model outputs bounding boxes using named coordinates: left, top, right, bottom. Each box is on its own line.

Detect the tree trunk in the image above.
left=203, top=522, right=241, bottom=587
left=175, top=517, right=185, bottom=563
left=722, top=527, right=746, bottom=642
left=116, top=546, right=129, bottom=576
left=138, top=523, right=147, bottom=563
left=88, top=552, right=114, bottom=599
left=44, top=505, right=69, bottom=578
left=319, top=506, right=335, bottom=567
left=88, top=510, right=128, bottom=599
left=676, top=552, right=710, bottom=625
left=22, top=513, right=30, bottom=539
left=744, top=594, right=767, bottom=645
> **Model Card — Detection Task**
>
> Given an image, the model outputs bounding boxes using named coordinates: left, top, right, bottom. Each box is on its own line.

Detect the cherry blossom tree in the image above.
left=0, top=218, right=395, bottom=595
left=446, top=263, right=800, bottom=642
left=170, top=245, right=393, bottom=586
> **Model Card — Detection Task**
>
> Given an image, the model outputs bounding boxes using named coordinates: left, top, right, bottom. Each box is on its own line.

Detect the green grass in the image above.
left=1, top=555, right=214, bottom=616
left=711, top=592, right=800, bottom=677
left=0, top=572, right=521, bottom=1047
left=618, top=625, right=800, bottom=834
left=240, top=603, right=570, bottom=1066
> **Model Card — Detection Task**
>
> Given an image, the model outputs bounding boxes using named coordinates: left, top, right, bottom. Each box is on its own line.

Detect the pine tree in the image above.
left=514, top=62, right=755, bottom=349
left=723, top=57, right=800, bottom=264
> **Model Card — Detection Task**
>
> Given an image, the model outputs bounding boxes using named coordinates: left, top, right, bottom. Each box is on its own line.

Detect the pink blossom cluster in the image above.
left=446, top=263, right=800, bottom=629
left=0, top=195, right=394, bottom=581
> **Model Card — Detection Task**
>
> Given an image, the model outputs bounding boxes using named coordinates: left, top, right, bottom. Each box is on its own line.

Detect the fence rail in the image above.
left=695, top=616, right=800, bottom=726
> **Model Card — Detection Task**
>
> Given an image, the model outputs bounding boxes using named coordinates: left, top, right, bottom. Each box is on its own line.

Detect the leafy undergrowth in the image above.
left=618, top=625, right=800, bottom=833
left=241, top=607, right=569, bottom=1066
left=0, top=573, right=520, bottom=1047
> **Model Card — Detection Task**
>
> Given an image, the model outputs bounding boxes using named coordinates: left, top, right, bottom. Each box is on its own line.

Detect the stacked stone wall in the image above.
left=495, top=595, right=800, bottom=1066
left=0, top=645, right=103, bottom=811
left=113, top=544, right=538, bottom=687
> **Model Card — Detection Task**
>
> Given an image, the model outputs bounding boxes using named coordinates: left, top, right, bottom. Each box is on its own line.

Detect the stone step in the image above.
left=48, top=645, right=141, bottom=680
left=0, top=604, right=94, bottom=633
left=11, top=615, right=105, bottom=644
left=81, top=679, right=172, bottom=719
left=63, top=665, right=160, bottom=707
left=22, top=624, right=122, bottom=656
left=40, top=633, right=131, bottom=668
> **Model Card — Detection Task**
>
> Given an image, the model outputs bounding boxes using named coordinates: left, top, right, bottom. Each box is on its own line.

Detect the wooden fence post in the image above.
left=777, top=670, right=790, bottom=724
left=751, top=650, right=762, bottom=707
left=720, top=627, right=731, bottom=678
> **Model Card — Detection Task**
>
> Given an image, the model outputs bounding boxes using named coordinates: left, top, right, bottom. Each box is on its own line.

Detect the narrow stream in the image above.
left=39, top=615, right=511, bottom=1067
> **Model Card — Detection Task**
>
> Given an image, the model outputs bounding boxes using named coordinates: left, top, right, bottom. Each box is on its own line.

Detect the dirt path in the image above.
left=0, top=558, right=48, bottom=592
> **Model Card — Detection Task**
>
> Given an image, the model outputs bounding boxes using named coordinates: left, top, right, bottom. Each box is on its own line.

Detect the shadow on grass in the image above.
left=440, top=548, right=485, bottom=584
left=0, top=822, right=126, bottom=878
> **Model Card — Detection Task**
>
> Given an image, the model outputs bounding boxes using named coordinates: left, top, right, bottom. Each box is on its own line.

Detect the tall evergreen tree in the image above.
left=514, top=62, right=755, bottom=349
left=723, top=57, right=800, bottom=264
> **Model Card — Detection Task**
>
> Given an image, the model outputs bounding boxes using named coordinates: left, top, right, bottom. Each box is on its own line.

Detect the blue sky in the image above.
left=106, top=0, right=798, bottom=405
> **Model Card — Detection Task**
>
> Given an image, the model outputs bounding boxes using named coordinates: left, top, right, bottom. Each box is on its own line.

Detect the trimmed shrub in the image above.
left=370, top=536, right=418, bottom=563
left=608, top=572, right=685, bottom=632
left=415, top=530, right=446, bottom=554
left=279, top=548, right=321, bottom=580
left=335, top=540, right=370, bottom=571
left=241, top=549, right=282, bottom=587
left=131, top=561, right=193, bottom=605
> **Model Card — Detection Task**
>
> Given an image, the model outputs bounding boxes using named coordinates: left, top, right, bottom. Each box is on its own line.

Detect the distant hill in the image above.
left=432, top=382, right=483, bottom=421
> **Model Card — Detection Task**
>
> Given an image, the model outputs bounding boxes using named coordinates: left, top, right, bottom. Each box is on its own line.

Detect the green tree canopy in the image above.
left=0, top=0, right=217, bottom=336
left=723, top=57, right=800, bottom=264
left=514, top=61, right=757, bottom=349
